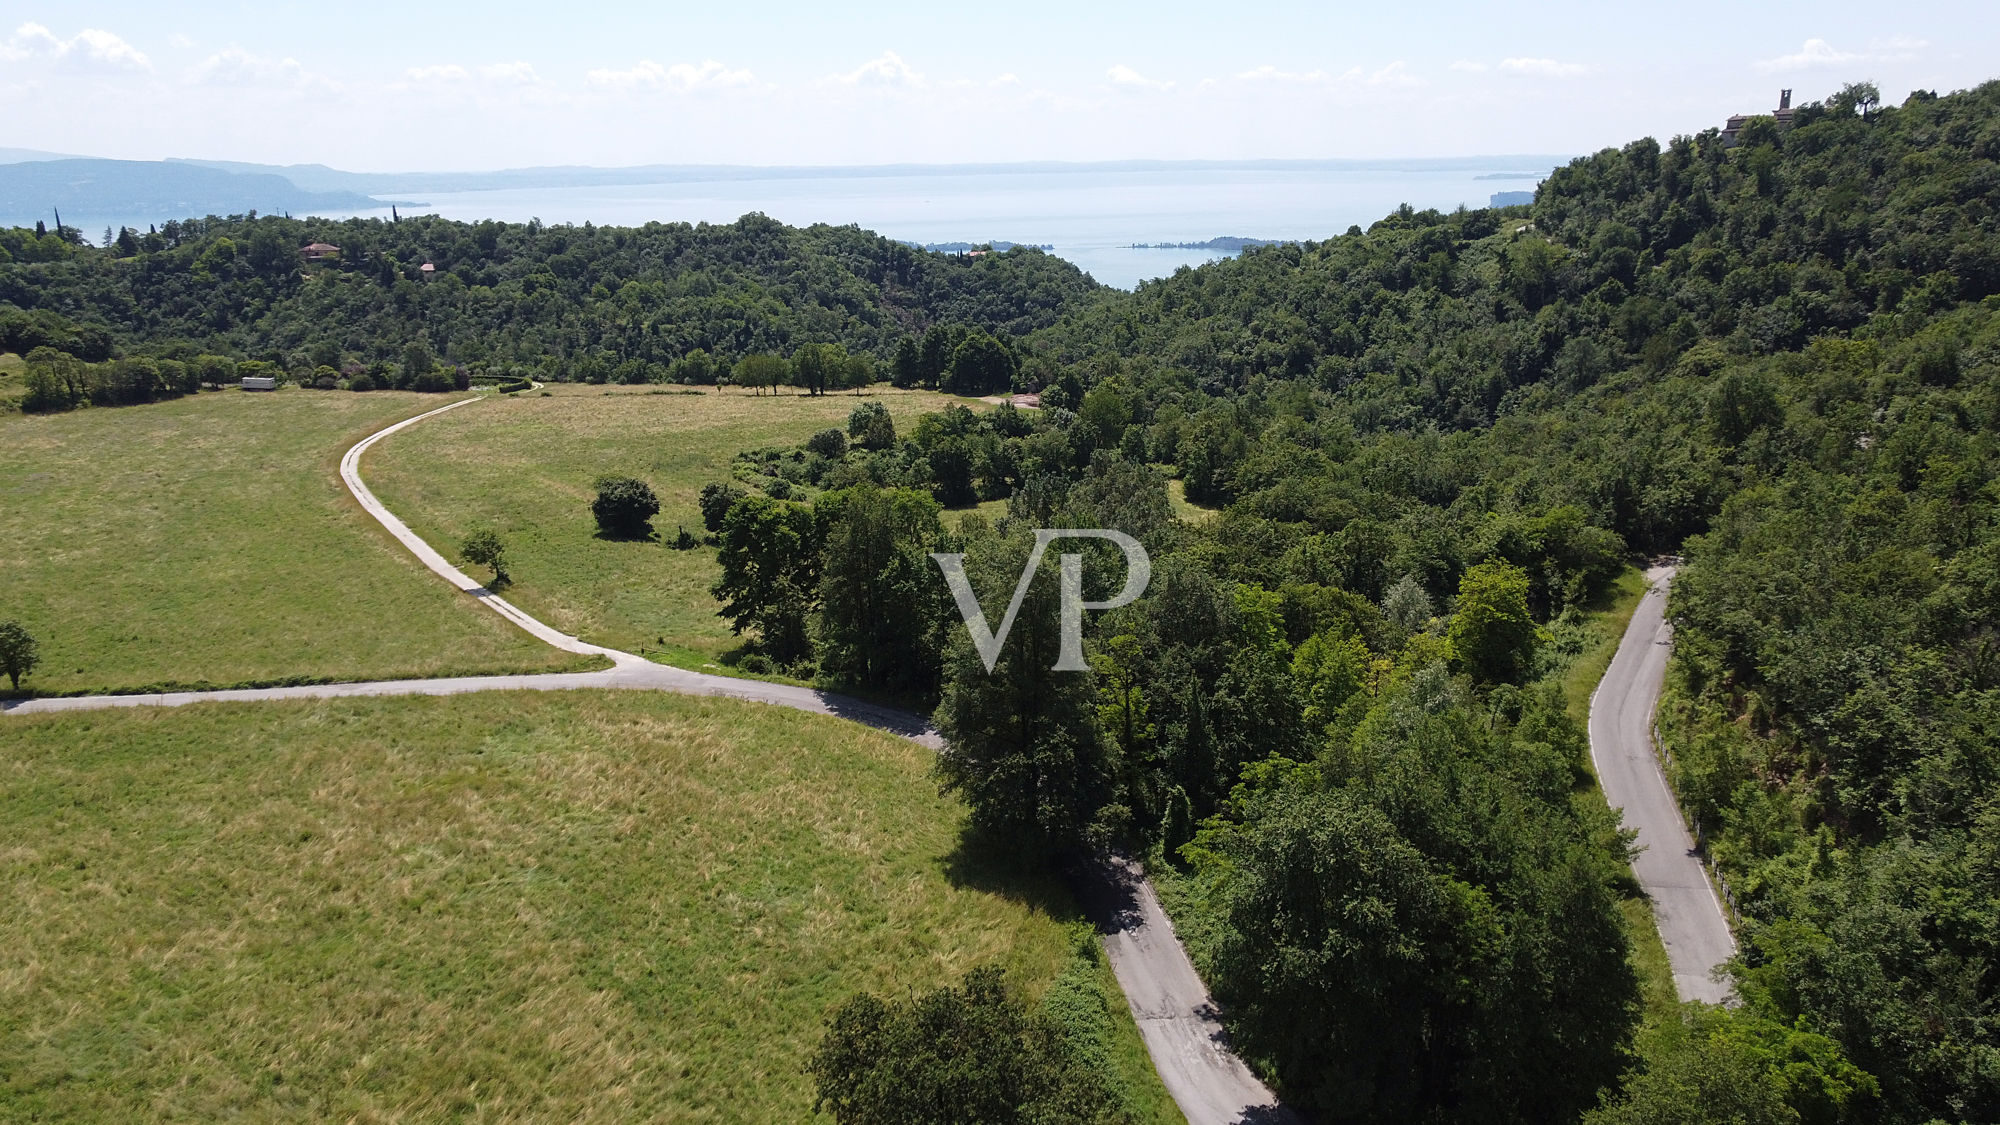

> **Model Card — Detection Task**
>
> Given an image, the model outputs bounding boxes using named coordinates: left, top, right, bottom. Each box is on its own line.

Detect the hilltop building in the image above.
left=1722, top=90, right=1795, bottom=146
left=299, top=242, right=340, bottom=263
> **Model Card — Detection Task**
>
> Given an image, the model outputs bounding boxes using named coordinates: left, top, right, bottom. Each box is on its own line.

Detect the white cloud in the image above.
left=2, top=22, right=150, bottom=70
left=1449, top=60, right=1487, bottom=72
left=1756, top=38, right=1858, bottom=73
left=190, top=46, right=319, bottom=88
left=1108, top=64, right=1171, bottom=90
left=1869, top=34, right=1927, bottom=60
left=1236, top=64, right=1329, bottom=83
left=479, top=61, right=541, bottom=84
left=168, top=32, right=193, bottom=49
left=1498, top=57, right=1587, bottom=78
left=1233, top=61, right=1416, bottom=88
left=831, top=51, right=922, bottom=87
left=406, top=63, right=469, bottom=82
left=590, top=58, right=757, bottom=90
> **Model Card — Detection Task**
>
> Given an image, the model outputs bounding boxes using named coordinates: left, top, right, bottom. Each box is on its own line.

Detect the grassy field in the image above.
left=0, top=388, right=591, bottom=696
left=0, top=690, right=1181, bottom=1123
left=366, top=384, right=978, bottom=668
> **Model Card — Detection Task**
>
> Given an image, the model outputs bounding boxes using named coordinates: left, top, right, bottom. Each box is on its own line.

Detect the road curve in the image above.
left=8, top=391, right=1296, bottom=1122
left=1588, top=566, right=1737, bottom=1004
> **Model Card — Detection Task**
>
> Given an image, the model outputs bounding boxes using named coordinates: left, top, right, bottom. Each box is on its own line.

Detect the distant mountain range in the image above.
left=1128, top=237, right=1294, bottom=251
left=157, top=155, right=1574, bottom=196
left=0, top=150, right=1573, bottom=232
left=0, top=159, right=385, bottom=228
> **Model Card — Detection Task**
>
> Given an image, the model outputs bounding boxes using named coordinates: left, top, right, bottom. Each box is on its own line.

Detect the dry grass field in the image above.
left=0, top=689, right=1180, bottom=1122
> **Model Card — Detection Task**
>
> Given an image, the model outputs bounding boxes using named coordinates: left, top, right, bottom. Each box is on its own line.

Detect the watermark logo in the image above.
left=931, top=530, right=1151, bottom=673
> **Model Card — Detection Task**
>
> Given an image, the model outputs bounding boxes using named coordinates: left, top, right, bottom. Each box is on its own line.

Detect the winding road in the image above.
left=1588, top=566, right=1737, bottom=1004
left=4, top=391, right=1291, bottom=1124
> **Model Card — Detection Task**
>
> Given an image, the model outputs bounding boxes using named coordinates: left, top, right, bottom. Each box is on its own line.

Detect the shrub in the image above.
left=0, top=619, right=39, bottom=691
left=347, top=372, right=376, bottom=392
left=591, top=475, right=660, bottom=538
left=805, top=427, right=848, bottom=459
left=848, top=401, right=896, bottom=449
left=809, top=965, right=1131, bottom=1125
left=698, top=482, right=747, bottom=533
left=411, top=368, right=456, bottom=393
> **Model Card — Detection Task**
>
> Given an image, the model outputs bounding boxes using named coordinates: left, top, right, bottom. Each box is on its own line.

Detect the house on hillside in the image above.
left=300, top=242, right=340, bottom=263
left=1722, top=89, right=1796, bottom=146
left=418, top=261, right=436, bottom=279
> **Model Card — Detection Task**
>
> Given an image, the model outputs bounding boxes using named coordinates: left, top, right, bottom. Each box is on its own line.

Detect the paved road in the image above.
left=1077, top=856, right=1295, bottom=1124
left=9, top=391, right=1298, bottom=1122
left=1589, top=566, right=1737, bottom=1004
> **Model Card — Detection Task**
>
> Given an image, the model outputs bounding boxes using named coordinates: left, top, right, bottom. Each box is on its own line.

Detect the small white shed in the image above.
left=241, top=376, right=278, bottom=391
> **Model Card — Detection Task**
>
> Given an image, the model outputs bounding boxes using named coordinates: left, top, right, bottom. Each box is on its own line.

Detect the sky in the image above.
left=0, top=1, right=1992, bottom=171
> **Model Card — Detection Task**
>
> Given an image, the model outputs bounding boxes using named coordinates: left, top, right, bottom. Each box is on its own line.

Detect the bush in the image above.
left=0, top=619, right=39, bottom=691
left=805, top=427, right=848, bottom=459
left=698, top=482, right=746, bottom=533
left=347, top=373, right=376, bottom=392
left=808, top=965, right=1132, bottom=1125
left=411, top=368, right=456, bottom=393
left=591, top=475, right=660, bottom=538
left=848, top=400, right=897, bottom=449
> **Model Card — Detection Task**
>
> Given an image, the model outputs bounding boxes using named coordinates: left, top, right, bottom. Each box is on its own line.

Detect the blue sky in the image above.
left=1, top=1, right=1992, bottom=170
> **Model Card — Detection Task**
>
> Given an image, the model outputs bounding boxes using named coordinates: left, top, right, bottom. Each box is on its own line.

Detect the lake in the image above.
left=336, top=162, right=1563, bottom=290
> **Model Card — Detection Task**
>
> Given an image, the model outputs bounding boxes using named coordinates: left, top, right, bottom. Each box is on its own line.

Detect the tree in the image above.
left=1447, top=561, right=1540, bottom=684
left=401, top=340, right=435, bottom=385
left=1204, top=677, right=1639, bottom=1124
left=804, top=427, right=848, bottom=460
left=809, top=966, right=1132, bottom=1125
left=933, top=528, right=1112, bottom=857
left=814, top=485, right=945, bottom=693
left=0, top=620, right=39, bottom=690
left=733, top=353, right=789, bottom=395
left=712, top=493, right=822, bottom=665
left=697, top=482, right=745, bottom=534
left=459, top=529, right=508, bottom=584
left=591, top=476, right=660, bottom=539
left=945, top=331, right=1017, bottom=396
left=792, top=342, right=833, bottom=395
left=848, top=401, right=896, bottom=449
left=891, top=336, right=923, bottom=388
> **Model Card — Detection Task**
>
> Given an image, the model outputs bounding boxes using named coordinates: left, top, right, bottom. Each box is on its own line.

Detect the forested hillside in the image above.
left=6, top=76, right=1999, bottom=1125
left=698, top=79, right=2000, bottom=1123
left=0, top=211, right=1105, bottom=381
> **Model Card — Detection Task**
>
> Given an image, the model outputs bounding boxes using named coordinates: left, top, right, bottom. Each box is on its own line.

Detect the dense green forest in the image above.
left=7, top=76, right=1999, bottom=1125
left=0, top=210, right=1103, bottom=387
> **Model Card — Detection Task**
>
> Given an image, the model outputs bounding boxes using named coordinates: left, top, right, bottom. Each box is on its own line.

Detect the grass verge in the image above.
left=0, top=388, right=590, bottom=697
left=0, top=689, right=1176, bottom=1122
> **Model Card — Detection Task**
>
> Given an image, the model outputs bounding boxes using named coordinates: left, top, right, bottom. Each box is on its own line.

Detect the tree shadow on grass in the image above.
left=590, top=523, right=657, bottom=543
left=940, top=823, right=1085, bottom=922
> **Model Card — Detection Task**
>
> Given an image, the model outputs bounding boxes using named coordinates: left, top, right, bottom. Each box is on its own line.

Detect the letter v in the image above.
left=931, top=532, right=1059, bottom=673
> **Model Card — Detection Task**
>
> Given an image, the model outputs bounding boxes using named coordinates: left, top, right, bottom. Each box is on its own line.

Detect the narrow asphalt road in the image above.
left=7, top=391, right=1292, bottom=1123
left=1589, top=566, right=1737, bottom=1004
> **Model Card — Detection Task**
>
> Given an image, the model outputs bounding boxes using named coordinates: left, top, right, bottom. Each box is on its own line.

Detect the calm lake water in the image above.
left=340, top=163, right=1561, bottom=290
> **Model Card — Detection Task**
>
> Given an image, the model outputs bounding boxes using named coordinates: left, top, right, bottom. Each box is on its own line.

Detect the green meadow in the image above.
left=0, top=689, right=1179, bottom=1123
left=0, top=387, right=590, bottom=696
left=365, top=383, right=978, bottom=668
